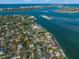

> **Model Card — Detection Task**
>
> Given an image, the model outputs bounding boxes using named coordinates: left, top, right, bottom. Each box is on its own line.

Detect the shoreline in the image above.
left=37, top=24, right=67, bottom=59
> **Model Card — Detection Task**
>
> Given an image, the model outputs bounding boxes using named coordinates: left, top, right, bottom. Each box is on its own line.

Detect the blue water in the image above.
left=0, top=4, right=52, bottom=8
left=0, top=4, right=79, bottom=59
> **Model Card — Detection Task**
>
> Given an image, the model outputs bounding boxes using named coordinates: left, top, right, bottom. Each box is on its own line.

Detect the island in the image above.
left=0, top=5, right=56, bottom=12
left=0, top=15, right=66, bottom=59
left=55, top=8, right=79, bottom=13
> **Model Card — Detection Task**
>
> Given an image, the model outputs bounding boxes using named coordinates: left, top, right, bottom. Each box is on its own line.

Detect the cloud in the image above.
left=0, top=0, right=79, bottom=4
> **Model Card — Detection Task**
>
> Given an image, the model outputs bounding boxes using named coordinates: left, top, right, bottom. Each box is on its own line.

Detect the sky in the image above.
left=0, top=0, right=79, bottom=4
